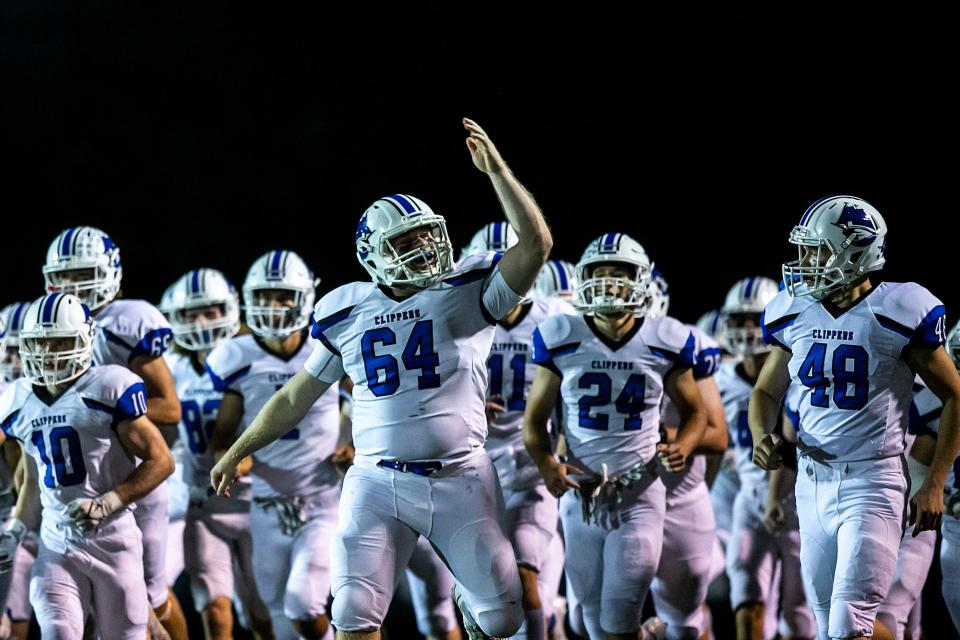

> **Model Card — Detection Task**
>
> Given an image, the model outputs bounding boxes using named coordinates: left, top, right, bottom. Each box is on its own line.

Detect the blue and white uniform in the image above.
left=206, top=331, right=339, bottom=636
left=532, top=311, right=694, bottom=637
left=761, top=282, right=946, bottom=639
left=304, top=251, right=524, bottom=635
left=91, top=298, right=174, bottom=609
left=0, top=367, right=150, bottom=639
left=166, top=351, right=268, bottom=624
left=651, top=325, right=728, bottom=640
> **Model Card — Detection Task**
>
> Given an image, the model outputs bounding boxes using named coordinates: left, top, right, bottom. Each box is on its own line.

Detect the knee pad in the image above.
left=330, top=582, right=386, bottom=632
left=475, top=601, right=524, bottom=638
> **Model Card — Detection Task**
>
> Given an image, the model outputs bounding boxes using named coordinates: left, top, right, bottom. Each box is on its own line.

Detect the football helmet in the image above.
left=19, top=293, right=95, bottom=387
left=721, top=276, right=779, bottom=355
left=459, top=221, right=518, bottom=260
left=43, top=226, right=122, bottom=312
left=782, top=195, right=887, bottom=300
left=575, top=233, right=653, bottom=315
left=242, top=250, right=317, bottom=339
left=532, top=259, right=578, bottom=300
left=160, top=269, right=241, bottom=351
left=646, top=268, right=670, bottom=319
left=0, top=302, right=30, bottom=382
left=355, top=194, right=455, bottom=287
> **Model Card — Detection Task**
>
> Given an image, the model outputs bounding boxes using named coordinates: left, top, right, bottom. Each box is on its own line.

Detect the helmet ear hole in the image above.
left=848, top=251, right=863, bottom=264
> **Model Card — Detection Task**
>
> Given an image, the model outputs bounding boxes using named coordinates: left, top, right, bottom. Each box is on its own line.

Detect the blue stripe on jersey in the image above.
left=114, top=382, right=148, bottom=425
left=389, top=194, right=417, bottom=213
left=129, top=328, right=173, bottom=361
left=555, top=261, right=569, bottom=289
left=312, top=306, right=356, bottom=336
left=60, top=227, right=77, bottom=257
left=760, top=310, right=797, bottom=351
left=875, top=314, right=913, bottom=339
left=41, top=294, right=59, bottom=323
left=693, top=346, right=723, bottom=379
left=493, top=222, right=503, bottom=248
left=82, top=397, right=115, bottom=416
left=190, top=270, right=200, bottom=295
left=910, top=305, right=947, bottom=348
left=206, top=363, right=251, bottom=392
left=100, top=328, right=136, bottom=351
left=1, top=410, right=20, bottom=437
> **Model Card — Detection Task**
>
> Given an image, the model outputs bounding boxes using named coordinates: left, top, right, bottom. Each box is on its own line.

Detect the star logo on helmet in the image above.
left=832, top=204, right=879, bottom=247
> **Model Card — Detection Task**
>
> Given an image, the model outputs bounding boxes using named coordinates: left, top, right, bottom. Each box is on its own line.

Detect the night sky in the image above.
left=1, top=2, right=955, bottom=632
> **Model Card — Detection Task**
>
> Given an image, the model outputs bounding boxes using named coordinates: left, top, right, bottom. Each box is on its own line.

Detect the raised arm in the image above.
left=906, top=345, right=960, bottom=534
left=464, top=118, right=552, bottom=294
left=749, top=346, right=792, bottom=470
left=211, top=370, right=331, bottom=495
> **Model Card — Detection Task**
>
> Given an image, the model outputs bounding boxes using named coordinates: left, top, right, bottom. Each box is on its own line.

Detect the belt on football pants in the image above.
left=377, top=459, right=443, bottom=477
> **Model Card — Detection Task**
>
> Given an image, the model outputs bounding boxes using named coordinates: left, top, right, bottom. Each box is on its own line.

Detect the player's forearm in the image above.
left=523, top=413, right=556, bottom=469
left=489, top=171, right=552, bottom=257
left=693, top=422, right=729, bottom=454
left=767, top=465, right=796, bottom=503
left=675, top=404, right=708, bottom=453
left=748, top=386, right=782, bottom=443
left=222, top=390, right=307, bottom=465
left=12, top=470, right=41, bottom=531
left=147, top=395, right=182, bottom=427
left=115, top=450, right=174, bottom=505
left=927, top=394, right=960, bottom=487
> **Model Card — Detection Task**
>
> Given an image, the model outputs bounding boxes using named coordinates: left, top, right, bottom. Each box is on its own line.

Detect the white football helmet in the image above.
left=19, top=293, right=95, bottom=388
left=721, top=276, right=779, bottom=355
left=696, top=309, right=725, bottom=345
left=645, top=268, right=670, bottom=319
left=0, top=302, right=30, bottom=382
left=160, top=269, right=241, bottom=351
left=575, top=233, right=653, bottom=315
left=459, top=221, right=518, bottom=260
left=355, top=194, right=455, bottom=287
left=782, top=195, right=887, bottom=300
left=242, top=250, right=317, bottom=339
left=43, top=226, right=122, bottom=312
left=946, top=320, right=960, bottom=370
left=532, top=259, right=578, bottom=300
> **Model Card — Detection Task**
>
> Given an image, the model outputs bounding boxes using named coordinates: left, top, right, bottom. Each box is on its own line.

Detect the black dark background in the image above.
left=2, top=1, right=955, bottom=636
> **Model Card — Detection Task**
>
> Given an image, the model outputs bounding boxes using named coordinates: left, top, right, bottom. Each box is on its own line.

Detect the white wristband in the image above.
left=4, top=518, right=28, bottom=544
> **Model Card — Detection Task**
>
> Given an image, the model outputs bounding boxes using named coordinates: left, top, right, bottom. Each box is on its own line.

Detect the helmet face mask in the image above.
left=722, top=312, right=766, bottom=355
left=781, top=196, right=887, bottom=300
left=19, top=294, right=95, bottom=389
left=0, top=302, right=29, bottom=382
left=356, top=195, right=455, bottom=288
left=160, top=269, right=240, bottom=351
left=575, top=233, right=653, bottom=316
left=242, top=251, right=316, bottom=340
left=43, top=227, right=122, bottom=312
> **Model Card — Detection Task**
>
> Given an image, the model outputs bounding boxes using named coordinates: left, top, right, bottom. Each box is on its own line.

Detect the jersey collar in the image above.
left=585, top=314, right=644, bottom=352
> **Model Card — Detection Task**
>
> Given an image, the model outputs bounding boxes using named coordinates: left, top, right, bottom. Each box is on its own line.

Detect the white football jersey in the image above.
left=533, top=313, right=695, bottom=476
left=0, top=366, right=146, bottom=542
left=659, top=325, right=722, bottom=505
left=206, top=332, right=340, bottom=499
left=762, top=282, right=946, bottom=462
left=715, top=360, right=766, bottom=487
left=484, top=297, right=574, bottom=490
left=92, top=299, right=173, bottom=366
left=909, top=381, right=956, bottom=498
left=304, top=252, right=523, bottom=464
left=165, top=351, right=251, bottom=499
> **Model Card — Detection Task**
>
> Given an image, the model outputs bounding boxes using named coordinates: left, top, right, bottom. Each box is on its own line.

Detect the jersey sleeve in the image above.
left=688, top=324, right=722, bottom=380
left=0, top=380, right=30, bottom=442
left=121, top=300, right=174, bottom=360
left=205, top=339, right=251, bottom=393
left=444, top=252, right=523, bottom=323
left=874, top=283, right=947, bottom=352
left=649, top=316, right=696, bottom=372
left=85, top=366, right=149, bottom=427
left=908, top=384, right=943, bottom=437
left=760, top=289, right=811, bottom=352
left=532, top=314, right=578, bottom=376
left=304, top=340, right=346, bottom=384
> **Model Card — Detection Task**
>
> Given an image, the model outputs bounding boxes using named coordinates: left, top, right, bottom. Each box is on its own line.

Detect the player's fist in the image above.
left=910, top=480, right=944, bottom=537
left=0, top=519, right=27, bottom=574
left=65, top=491, right=123, bottom=533
left=485, top=395, right=506, bottom=424
left=762, top=501, right=787, bottom=534
left=753, top=434, right=783, bottom=470
left=464, top=118, right=507, bottom=174
left=330, top=445, right=356, bottom=472
left=538, top=457, right=584, bottom=498
left=211, top=456, right=240, bottom=497
left=657, top=442, right=689, bottom=473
